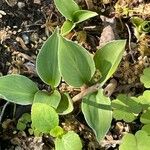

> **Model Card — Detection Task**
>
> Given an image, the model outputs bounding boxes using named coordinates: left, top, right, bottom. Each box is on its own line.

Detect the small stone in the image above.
left=17, top=2, right=25, bottom=9
left=34, top=0, right=41, bottom=4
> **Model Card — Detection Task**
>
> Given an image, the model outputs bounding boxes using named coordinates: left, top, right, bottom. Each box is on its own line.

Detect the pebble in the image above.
left=17, top=2, right=25, bottom=9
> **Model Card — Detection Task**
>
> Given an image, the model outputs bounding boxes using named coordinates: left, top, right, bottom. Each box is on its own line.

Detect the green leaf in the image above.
left=56, top=93, right=73, bottom=115
left=140, top=67, right=150, bottom=88
left=50, top=126, right=64, bottom=138
left=36, top=28, right=61, bottom=87
left=61, top=20, right=76, bottom=36
left=54, top=0, right=80, bottom=21
left=140, top=109, right=150, bottom=124
left=119, top=130, right=150, bottom=150
left=112, top=95, right=142, bottom=122
left=73, top=10, right=98, bottom=23
left=55, top=131, right=82, bottom=150
left=130, top=17, right=144, bottom=27
left=139, top=21, right=150, bottom=33
left=19, top=113, right=31, bottom=123
left=142, top=124, right=150, bottom=136
left=34, top=90, right=61, bottom=109
left=81, top=89, right=112, bottom=141
left=94, top=40, right=126, bottom=86
left=31, top=103, right=59, bottom=133
left=0, top=75, right=38, bottom=105
left=58, top=36, right=95, bottom=87
left=138, top=90, right=150, bottom=110
left=17, top=122, right=26, bottom=131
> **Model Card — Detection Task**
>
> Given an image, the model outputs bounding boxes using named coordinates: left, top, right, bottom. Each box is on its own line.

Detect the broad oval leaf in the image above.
left=73, top=10, right=98, bottom=23
left=119, top=130, right=150, bottom=150
left=55, top=131, right=82, bottom=150
left=0, top=75, right=38, bottom=105
left=81, top=89, right=112, bottom=141
left=31, top=103, right=59, bottom=133
left=34, top=90, right=61, bottom=109
left=94, top=40, right=126, bottom=86
left=140, top=67, right=150, bottom=88
left=56, top=93, right=73, bottom=115
left=36, top=28, right=61, bottom=87
left=54, top=0, right=80, bottom=21
left=58, top=36, right=95, bottom=87
left=61, top=20, right=76, bottom=36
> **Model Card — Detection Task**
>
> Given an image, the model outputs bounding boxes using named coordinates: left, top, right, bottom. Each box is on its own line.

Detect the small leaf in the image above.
left=112, top=95, right=142, bottom=122
left=139, top=21, right=150, bottom=33
left=140, top=67, right=150, bottom=88
left=138, top=90, right=150, bottom=109
left=31, top=103, right=59, bottom=133
left=0, top=75, right=38, bottom=105
left=36, top=28, right=61, bottom=87
left=82, top=89, right=112, bottom=141
left=58, top=35, right=95, bottom=87
left=61, top=20, right=76, bottom=36
left=34, top=90, right=61, bottom=109
left=94, top=40, right=126, bottom=86
left=19, top=113, right=31, bottom=123
left=140, top=109, right=150, bottom=124
left=130, top=17, right=144, bottom=27
left=73, top=10, right=98, bottom=23
left=56, top=93, right=73, bottom=115
left=50, top=126, right=64, bottom=138
left=142, top=124, right=150, bottom=136
left=17, top=121, right=26, bottom=131
left=55, top=131, right=82, bottom=150
left=119, top=130, right=150, bottom=150
left=54, top=0, right=80, bottom=21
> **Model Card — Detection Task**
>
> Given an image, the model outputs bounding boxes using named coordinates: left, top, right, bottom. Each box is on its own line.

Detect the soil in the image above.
left=0, top=0, right=150, bottom=149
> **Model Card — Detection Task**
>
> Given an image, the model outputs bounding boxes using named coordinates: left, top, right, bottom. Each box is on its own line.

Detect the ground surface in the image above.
left=0, top=0, right=150, bottom=149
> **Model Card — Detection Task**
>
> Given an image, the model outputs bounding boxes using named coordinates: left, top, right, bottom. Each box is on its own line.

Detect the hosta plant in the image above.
left=0, top=1, right=127, bottom=149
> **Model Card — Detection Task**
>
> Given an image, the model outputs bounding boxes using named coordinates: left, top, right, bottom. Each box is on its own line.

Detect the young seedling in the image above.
left=0, top=2, right=127, bottom=149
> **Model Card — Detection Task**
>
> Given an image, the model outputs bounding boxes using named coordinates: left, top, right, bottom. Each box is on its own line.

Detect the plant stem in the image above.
left=72, top=83, right=101, bottom=102
left=0, top=102, right=9, bottom=123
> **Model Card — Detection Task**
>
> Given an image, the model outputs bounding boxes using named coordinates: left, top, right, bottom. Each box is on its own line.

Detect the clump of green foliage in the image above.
left=114, top=67, right=150, bottom=149
left=0, top=0, right=127, bottom=149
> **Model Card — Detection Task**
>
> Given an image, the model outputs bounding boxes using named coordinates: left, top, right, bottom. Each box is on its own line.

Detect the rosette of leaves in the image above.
left=54, top=0, right=98, bottom=36
left=0, top=25, right=126, bottom=147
